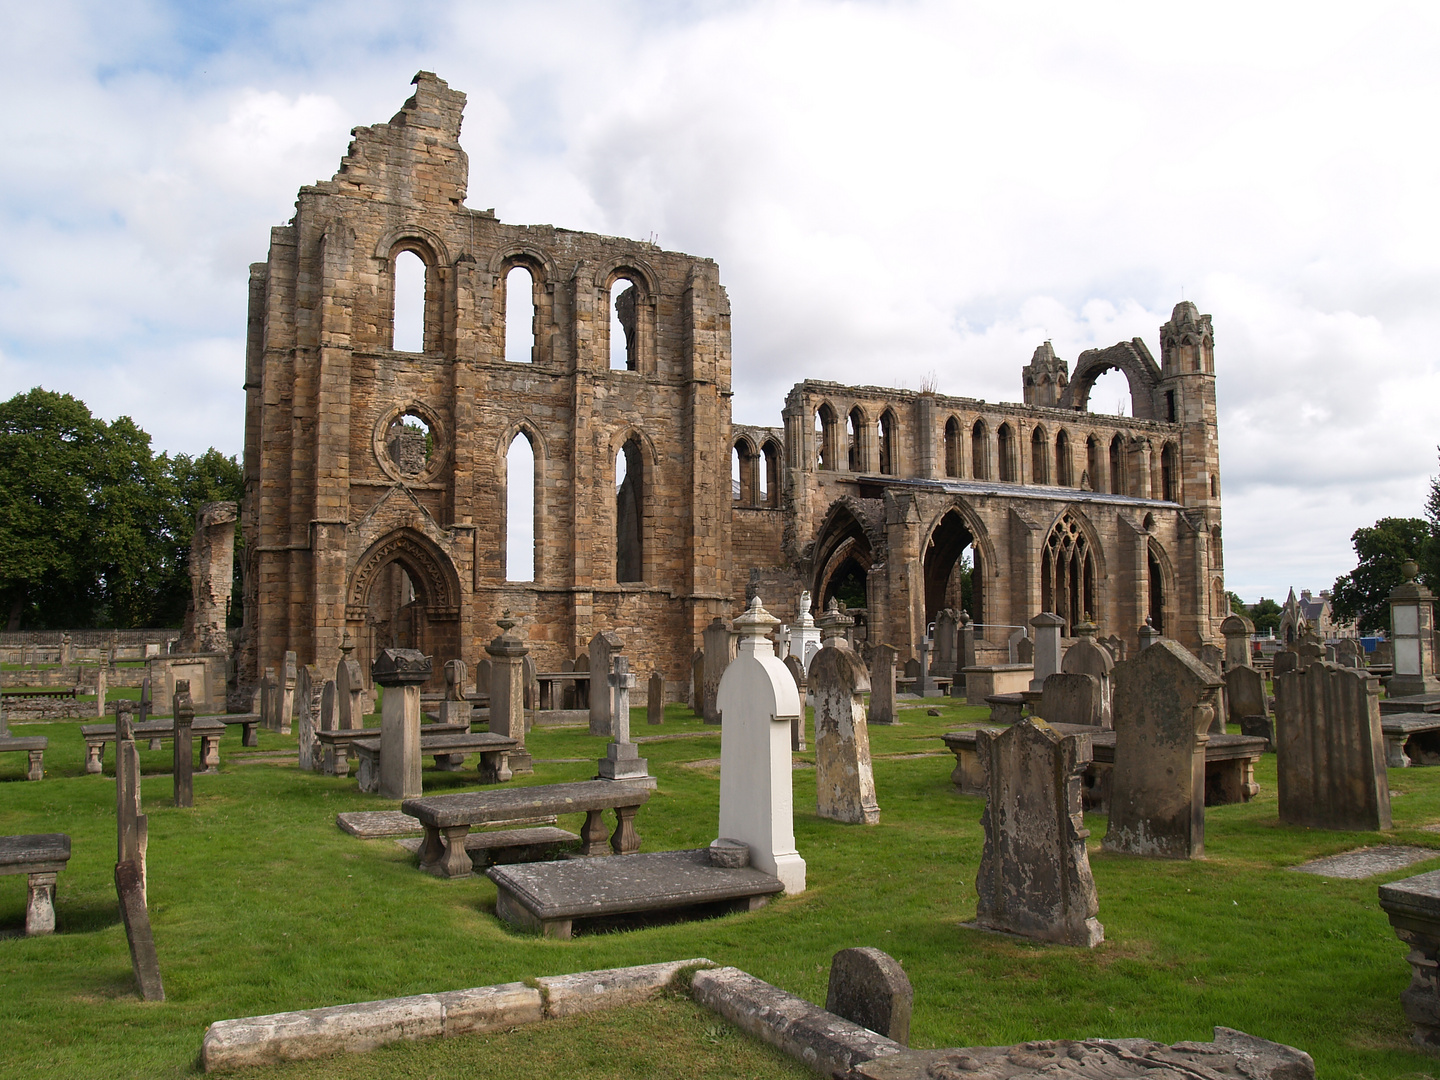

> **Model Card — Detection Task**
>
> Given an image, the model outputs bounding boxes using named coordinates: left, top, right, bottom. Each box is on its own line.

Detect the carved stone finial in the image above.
left=340, top=630, right=354, bottom=658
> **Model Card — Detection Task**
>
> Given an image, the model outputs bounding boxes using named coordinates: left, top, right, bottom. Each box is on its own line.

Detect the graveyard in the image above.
left=3, top=672, right=1440, bottom=1078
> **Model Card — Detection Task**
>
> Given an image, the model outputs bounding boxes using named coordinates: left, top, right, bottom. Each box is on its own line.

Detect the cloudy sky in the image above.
left=2, top=1, right=1437, bottom=603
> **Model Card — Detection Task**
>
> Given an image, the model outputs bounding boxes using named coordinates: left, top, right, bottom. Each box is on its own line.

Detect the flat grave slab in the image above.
left=488, top=848, right=784, bottom=939
left=1291, top=845, right=1440, bottom=879
left=1381, top=693, right=1440, bottom=715
left=337, top=810, right=560, bottom=838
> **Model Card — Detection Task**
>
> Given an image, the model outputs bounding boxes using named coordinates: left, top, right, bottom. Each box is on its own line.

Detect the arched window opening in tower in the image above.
left=506, top=433, right=535, bottom=581
left=944, top=417, right=961, bottom=478
left=609, top=278, right=638, bottom=371
left=505, top=265, right=535, bottom=363
left=393, top=250, right=426, bottom=352
left=616, top=437, right=644, bottom=582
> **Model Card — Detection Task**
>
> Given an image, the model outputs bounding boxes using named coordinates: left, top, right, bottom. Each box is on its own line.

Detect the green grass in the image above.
left=0, top=699, right=1436, bottom=1079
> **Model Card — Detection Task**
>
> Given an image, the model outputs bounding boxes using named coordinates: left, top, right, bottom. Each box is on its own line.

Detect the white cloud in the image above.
left=1, top=0, right=1437, bottom=602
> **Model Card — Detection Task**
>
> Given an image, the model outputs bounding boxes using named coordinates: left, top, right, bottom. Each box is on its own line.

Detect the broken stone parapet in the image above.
left=975, top=719, right=1102, bottom=947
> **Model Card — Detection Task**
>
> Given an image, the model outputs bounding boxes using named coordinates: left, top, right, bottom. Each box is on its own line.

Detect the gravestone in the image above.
left=1028, top=612, right=1066, bottom=693
left=826, top=947, right=913, bottom=1045
left=1061, top=621, right=1114, bottom=728
left=486, top=613, right=533, bottom=775
left=598, top=657, right=650, bottom=783
left=788, top=590, right=821, bottom=675
left=702, top=617, right=734, bottom=724
left=1240, top=714, right=1275, bottom=751
left=259, top=667, right=276, bottom=732
left=783, top=654, right=808, bottom=751
left=975, top=719, right=1103, bottom=946
left=915, top=639, right=935, bottom=697
left=690, top=649, right=705, bottom=715
left=588, top=631, right=625, bottom=736
left=1275, top=661, right=1390, bottom=831
left=1226, top=665, right=1268, bottom=725
left=1374, top=641, right=1395, bottom=667
left=903, top=657, right=921, bottom=684
left=318, top=680, right=337, bottom=770
left=1272, top=650, right=1299, bottom=678
left=1389, top=562, right=1440, bottom=696
left=1040, top=672, right=1102, bottom=728
left=114, top=703, right=147, bottom=908
left=336, top=636, right=366, bottom=730
left=295, top=663, right=320, bottom=771
left=716, top=596, right=806, bottom=893
left=570, top=654, right=587, bottom=709
left=1297, top=633, right=1326, bottom=672
left=1221, top=613, right=1255, bottom=669
left=811, top=606, right=879, bottom=825
left=440, top=659, right=470, bottom=726
left=115, top=860, right=163, bottom=1002
left=1196, top=644, right=1228, bottom=733
left=1198, top=643, right=1224, bottom=674
left=522, top=654, right=539, bottom=717
left=1100, top=634, right=1127, bottom=662
left=474, top=657, right=493, bottom=699
left=1103, top=640, right=1222, bottom=859
left=280, top=651, right=297, bottom=735
left=372, top=648, right=431, bottom=800
left=1016, top=637, right=1034, bottom=665
left=647, top=671, right=664, bottom=725
left=933, top=610, right=959, bottom=680
left=1336, top=638, right=1364, bottom=668
left=173, top=680, right=194, bottom=808
left=868, top=643, right=899, bottom=725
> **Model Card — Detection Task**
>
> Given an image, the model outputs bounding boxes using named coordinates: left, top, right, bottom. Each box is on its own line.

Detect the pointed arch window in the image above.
left=1056, top=430, right=1073, bottom=487
left=971, top=420, right=989, bottom=480
left=505, top=265, right=536, bottom=363
left=997, top=423, right=1017, bottom=482
left=392, top=250, right=426, bottom=352
left=616, top=436, right=644, bottom=582
left=1109, top=434, right=1125, bottom=495
left=816, top=405, right=838, bottom=470
left=878, top=410, right=897, bottom=475
left=1030, top=426, right=1049, bottom=484
left=944, top=417, right=961, bottom=478
left=1041, top=513, right=1096, bottom=635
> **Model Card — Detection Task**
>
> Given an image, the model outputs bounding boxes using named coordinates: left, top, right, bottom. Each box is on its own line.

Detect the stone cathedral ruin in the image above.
left=240, top=72, right=1225, bottom=693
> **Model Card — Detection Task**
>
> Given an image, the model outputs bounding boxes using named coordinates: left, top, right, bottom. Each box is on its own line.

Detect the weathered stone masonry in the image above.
left=243, top=72, right=1225, bottom=692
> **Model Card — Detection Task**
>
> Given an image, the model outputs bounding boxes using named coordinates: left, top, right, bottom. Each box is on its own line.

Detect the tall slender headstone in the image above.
left=173, top=680, right=194, bottom=808
left=716, top=596, right=806, bottom=894
left=811, top=606, right=879, bottom=825
left=1275, top=661, right=1390, bottom=831
left=588, top=631, right=624, bottom=736
left=702, top=617, right=733, bottom=724
left=295, top=663, right=320, bottom=770
left=868, top=643, right=899, bottom=725
left=336, top=634, right=366, bottom=730
left=1061, top=621, right=1114, bottom=728
left=279, top=651, right=297, bottom=735
left=115, top=702, right=147, bottom=908
left=647, top=671, right=665, bottom=726
left=1028, top=612, right=1065, bottom=693
left=789, top=591, right=822, bottom=675
left=598, top=656, right=651, bottom=783
left=1103, top=640, right=1221, bottom=859
left=783, top=654, right=808, bottom=751
left=975, top=719, right=1103, bottom=946
left=915, top=638, right=935, bottom=697
left=1221, top=613, right=1254, bottom=670
left=115, top=859, right=163, bottom=1001
left=933, top=610, right=960, bottom=680
left=485, top=613, right=531, bottom=776
left=372, top=649, right=431, bottom=799
left=95, top=661, right=108, bottom=718
left=691, top=649, right=705, bottom=715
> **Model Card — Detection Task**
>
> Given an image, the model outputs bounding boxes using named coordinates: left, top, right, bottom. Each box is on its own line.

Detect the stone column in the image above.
left=975, top=719, right=1103, bottom=946
left=869, top=643, right=899, bottom=725
left=372, top=648, right=431, bottom=800
left=812, top=605, right=879, bottom=825
left=598, top=657, right=652, bottom=783
left=588, top=630, right=624, bottom=736
left=1389, top=561, right=1440, bottom=697
left=95, top=662, right=108, bottom=718
left=1028, top=612, right=1065, bottom=693
left=173, top=681, right=194, bottom=808
left=716, top=596, right=807, bottom=894
left=1220, top=613, right=1254, bottom=670
left=486, top=613, right=534, bottom=775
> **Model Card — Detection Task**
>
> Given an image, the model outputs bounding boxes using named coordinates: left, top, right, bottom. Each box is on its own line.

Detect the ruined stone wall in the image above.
left=242, top=73, right=733, bottom=690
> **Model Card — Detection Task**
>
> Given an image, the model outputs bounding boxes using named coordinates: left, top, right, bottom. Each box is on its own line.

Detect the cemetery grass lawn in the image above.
left=0, top=701, right=1435, bottom=1078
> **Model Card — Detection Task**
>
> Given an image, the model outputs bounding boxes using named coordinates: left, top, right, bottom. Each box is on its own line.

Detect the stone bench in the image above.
left=81, top=718, right=225, bottom=775
left=488, top=847, right=784, bottom=939
left=314, top=721, right=468, bottom=777
left=397, top=825, right=580, bottom=869
left=402, top=779, right=654, bottom=880
left=0, top=736, right=47, bottom=780
left=1382, top=712, right=1440, bottom=768
left=984, top=693, right=1027, bottom=724
left=219, top=713, right=261, bottom=747
left=941, top=726, right=1266, bottom=810
left=350, top=732, right=520, bottom=793
left=0, top=833, right=71, bottom=934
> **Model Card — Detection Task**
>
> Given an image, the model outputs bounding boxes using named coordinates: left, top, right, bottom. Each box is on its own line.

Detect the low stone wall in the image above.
left=1, top=698, right=101, bottom=721
left=0, top=666, right=147, bottom=690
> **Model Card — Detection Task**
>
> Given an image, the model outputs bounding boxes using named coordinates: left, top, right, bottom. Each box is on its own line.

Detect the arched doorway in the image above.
left=924, top=509, right=982, bottom=629
left=346, top=528, right=462, bottom=688
left=810, top=500, right=882, bottom=641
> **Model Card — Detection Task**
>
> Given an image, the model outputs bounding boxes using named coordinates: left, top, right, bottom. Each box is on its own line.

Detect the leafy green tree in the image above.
left=1226, top=591, right=1248, bottom=616
left=1331, top=517, right=1433, bottom=635
left=0, top=388, right=242, bottom=631
left=1424, top=447, right=1440, bottom=589
left=1248, top=597, right=1282, bottom=635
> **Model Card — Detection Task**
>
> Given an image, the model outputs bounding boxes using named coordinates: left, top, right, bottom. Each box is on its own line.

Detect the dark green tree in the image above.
left=1424, top=447, right=1440, bottom=589
left=157, top=449, right=244, bottom=627
left=1226, top=591, right=1248, bottom=616
left=1331, top=517, right=1433, bottom=635
left=1248, top=597, right=1282, bottom=635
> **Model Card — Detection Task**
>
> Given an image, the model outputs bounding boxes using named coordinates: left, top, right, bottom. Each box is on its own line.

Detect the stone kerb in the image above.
left=372, top=648, right=431, bottom=800
left=810, top=618, right=880, bottom=826
left=588, top=631, right=624, bottom=737
left=1275, top=661, right=1391, bottom=832
left=1103, top=639, right=1221, bottom=859
left=975, top=719, right=1102, bottom=947
left=716, top=596, right=806, bottom=894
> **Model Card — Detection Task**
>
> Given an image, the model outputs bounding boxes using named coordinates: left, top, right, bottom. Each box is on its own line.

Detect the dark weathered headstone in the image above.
left=902, top=657, right=921, bottom=683
left=1039, top=672, right=1101, bottom=728
left=1226, top=664, right=1268, bottom=725
left=1336, top=638, right=1364, bottom=668
left=589, top=631, right=625, bottom=735
left=826, top=947, right=913, bottom=1045
left=1103, top=640, right=1221, bottom=859
left=975, top=719, right=1102, bottom=947
left=1240, top=714, right=1275, bottom=751
left=811, top=625, right=879, bottom=825
left=691, top=649, right=705, bottom=716
left=114, top=859, right=164, bottom=1001
left=114, top=702, right=148, bottom=907
left=646, top=671, right=664, bottom=725
left=1272, top=650, right=1298, bottom=678
left=933, top=610, right=959, bottom=679
left=702, top=617, right=733, bottom=725
left=1016, top=637, right=1034, bottom=665
left=783, top=654, right=807, bottom=751
left=1062, top=621, right=1114, bottom=727
left=868, top=643, right=898, bottom=725
left=173, top=680, right=194, bottom=808
left=1275, top=661, right=1390, bottom=831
